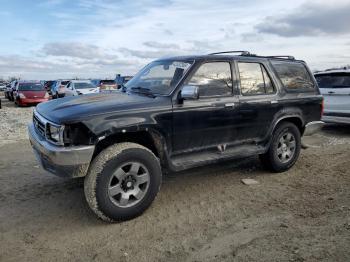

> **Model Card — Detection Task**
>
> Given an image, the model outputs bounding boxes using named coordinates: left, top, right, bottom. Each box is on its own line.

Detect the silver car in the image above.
left=65, top=80, right=100, bottom=96
left=315, top=69, right=350, bottom=124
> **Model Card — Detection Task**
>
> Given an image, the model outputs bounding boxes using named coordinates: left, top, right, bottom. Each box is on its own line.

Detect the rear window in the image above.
left=100, top=80, right=116, bottom=85
left=271, top=61, right=314, bottom=90
left=18, top=83, right=44, bottom=91
left=315, top=73, right=350, bottom=89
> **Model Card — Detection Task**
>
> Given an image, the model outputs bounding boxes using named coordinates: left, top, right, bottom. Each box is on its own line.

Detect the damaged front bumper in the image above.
left=28, top=123, right=95, bottom=178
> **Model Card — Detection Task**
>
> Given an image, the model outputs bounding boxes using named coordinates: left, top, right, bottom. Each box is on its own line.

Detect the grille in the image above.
left=33, top=113, right=46, bottom=138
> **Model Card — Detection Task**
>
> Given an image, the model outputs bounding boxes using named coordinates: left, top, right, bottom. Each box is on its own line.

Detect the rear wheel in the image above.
left=84, top=142, right=162, bottom=222
left=260, top=122, right=301, bottom=172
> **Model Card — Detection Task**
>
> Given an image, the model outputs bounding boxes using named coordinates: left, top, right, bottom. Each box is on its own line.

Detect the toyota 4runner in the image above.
left=28, top=51, right=324, bottom=222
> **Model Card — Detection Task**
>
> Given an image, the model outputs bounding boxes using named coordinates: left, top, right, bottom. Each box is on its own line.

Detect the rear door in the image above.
left=315, top=72, right=350, bottom=116
left=235, top=61, right=280, bottom=143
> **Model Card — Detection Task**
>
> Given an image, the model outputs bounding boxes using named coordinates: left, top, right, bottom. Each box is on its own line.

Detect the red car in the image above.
left=14, top=81, right=49, bottom=106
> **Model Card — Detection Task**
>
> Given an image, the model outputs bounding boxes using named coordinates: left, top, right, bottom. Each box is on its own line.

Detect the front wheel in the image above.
left=260, top=122, right=301, bottom=172
left=84, top=142, right=162, bottom=222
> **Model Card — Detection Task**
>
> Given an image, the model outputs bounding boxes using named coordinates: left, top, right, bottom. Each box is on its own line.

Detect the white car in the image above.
left=315, top=69, right=350, bottom=124
left=65, top=80, right=100, bottom=96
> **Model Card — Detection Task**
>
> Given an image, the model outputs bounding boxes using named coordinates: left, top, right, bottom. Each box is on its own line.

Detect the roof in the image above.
left=17, top=80, right=41, bottom=84
left=156, top=52, right=304, bottom=63
left=314, top=69, right=350, bottom=75
left=69, top=80, right=92, bottom=83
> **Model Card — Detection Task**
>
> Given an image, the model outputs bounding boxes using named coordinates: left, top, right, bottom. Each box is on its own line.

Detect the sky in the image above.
left=0, top=0, right=350, bottom=80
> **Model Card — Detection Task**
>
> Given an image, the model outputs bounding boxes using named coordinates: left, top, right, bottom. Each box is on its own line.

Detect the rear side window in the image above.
left=315, top=73, right=350, bottom=89
left=187, top=62, right=232, bottom=97
left=238, top=62, right=275, bottom=95
left=271, top=61, right=314, bottom=90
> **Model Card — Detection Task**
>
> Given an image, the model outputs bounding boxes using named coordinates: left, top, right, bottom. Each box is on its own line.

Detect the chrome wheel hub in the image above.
left=108, top=162, right=150, bottom=208
left=277, top=132, right=296, bottom=164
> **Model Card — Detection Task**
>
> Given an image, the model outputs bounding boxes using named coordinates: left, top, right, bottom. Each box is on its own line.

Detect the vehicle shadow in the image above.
left=3, top=155, right=268, bottom=228
left=321, top=123, right=350, bottom=136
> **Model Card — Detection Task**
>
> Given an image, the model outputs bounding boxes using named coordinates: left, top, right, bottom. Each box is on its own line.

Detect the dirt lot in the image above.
left=0, top=96, right=350, bottom=262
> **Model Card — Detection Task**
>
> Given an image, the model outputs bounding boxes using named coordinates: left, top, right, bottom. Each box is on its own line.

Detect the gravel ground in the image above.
left=0, top=94, right=350, bottom=261
left=0, top=94, right=33, bottom=145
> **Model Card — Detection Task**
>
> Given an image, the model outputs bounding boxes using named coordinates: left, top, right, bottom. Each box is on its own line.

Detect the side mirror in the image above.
left=180, top=85, right=199, bottom=100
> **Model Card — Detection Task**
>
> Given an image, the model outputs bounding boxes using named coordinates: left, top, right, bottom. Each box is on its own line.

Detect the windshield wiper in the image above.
left=130, top=86, right=155, bottom=97
left=130, top=86, right=151, bottom=92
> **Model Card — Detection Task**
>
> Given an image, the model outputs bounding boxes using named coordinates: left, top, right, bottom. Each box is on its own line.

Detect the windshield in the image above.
left=315, top=73, right=350, bottom=88
left=125, top=60, right=193, bottom=95
left=18, top=83, right=45, bottom=91
left=75, top=82, right=95, bottom=89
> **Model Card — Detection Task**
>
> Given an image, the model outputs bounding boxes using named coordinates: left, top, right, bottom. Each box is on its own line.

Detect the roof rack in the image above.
left=265, top=56, right=295, bottom=60
left=208, top=51, right=296, bottom=60
left=209, top=51, right=252, bottom=56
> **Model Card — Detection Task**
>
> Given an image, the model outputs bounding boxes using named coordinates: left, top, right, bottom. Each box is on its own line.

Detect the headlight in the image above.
left=47, top=123, right=64, bottom=144
left=19, top=93, right=26, bottom=99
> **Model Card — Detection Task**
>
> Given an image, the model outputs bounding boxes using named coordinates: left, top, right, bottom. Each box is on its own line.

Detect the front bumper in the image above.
left=28, top=123, right=95, bottom=178
left=18, top=98, right=49, bottom=105
left=303, top=121, right=324, bottom=136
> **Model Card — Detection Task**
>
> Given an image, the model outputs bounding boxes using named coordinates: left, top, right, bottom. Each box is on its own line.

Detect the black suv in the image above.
left=28, top=51, right=323, bottom=222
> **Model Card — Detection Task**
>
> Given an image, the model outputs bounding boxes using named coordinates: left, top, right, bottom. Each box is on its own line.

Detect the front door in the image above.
left=172, top=61, right=240, bottom=153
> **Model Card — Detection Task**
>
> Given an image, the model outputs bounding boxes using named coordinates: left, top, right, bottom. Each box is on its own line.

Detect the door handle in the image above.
left=225, top=103, right=235, bottom=108
left=328, top=91, right=335, bottom=94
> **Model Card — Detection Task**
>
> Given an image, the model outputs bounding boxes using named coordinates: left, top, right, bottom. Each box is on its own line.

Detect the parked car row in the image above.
left=2, top=78, right=127, bottom=107
left=48, top=79, right=125, bottom=99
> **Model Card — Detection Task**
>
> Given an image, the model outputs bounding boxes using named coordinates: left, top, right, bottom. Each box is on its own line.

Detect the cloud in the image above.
left=0, top=54, right=140, bottom=79
left=118, top=47, right=181, bottom=59
left=256, top=3, right=350, bottom=37
left=41, top=42, right=118, bottom=60
left=241, top=33, right=263, bottom=43
left=143, top=41, right=179, bottom=49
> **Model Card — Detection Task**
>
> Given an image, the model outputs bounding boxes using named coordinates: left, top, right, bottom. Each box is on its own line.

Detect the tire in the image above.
left=84, top=142, right=162, bottom=222
left=260, top=122, right=301, bottom=172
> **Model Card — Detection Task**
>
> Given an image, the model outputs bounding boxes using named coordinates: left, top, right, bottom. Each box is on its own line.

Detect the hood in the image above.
left=77, top=88, right=99, bottom=95
left=36, top=92, right=165, bottom=124
left=19, top=90, right=46, bottom=98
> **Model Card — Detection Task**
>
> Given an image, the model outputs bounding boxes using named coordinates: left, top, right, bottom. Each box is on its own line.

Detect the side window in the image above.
left=271, top=61, right=314, bottom=90
left=238, top=62, right=275, bottom=95
left=187, top=62, right=232, bottom=97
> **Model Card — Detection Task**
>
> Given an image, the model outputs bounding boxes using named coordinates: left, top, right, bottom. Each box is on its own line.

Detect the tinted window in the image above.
left=100, top=80, right=116, bottom=85
left=238, top=62, right=274, bottom=95
left=18, top=83, right=45, bottom=91
left=187, top=62, right=232, bottom=97
left=315, top=73, right=350, bottom=89
left=271, top=61, right=314, bottom=90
